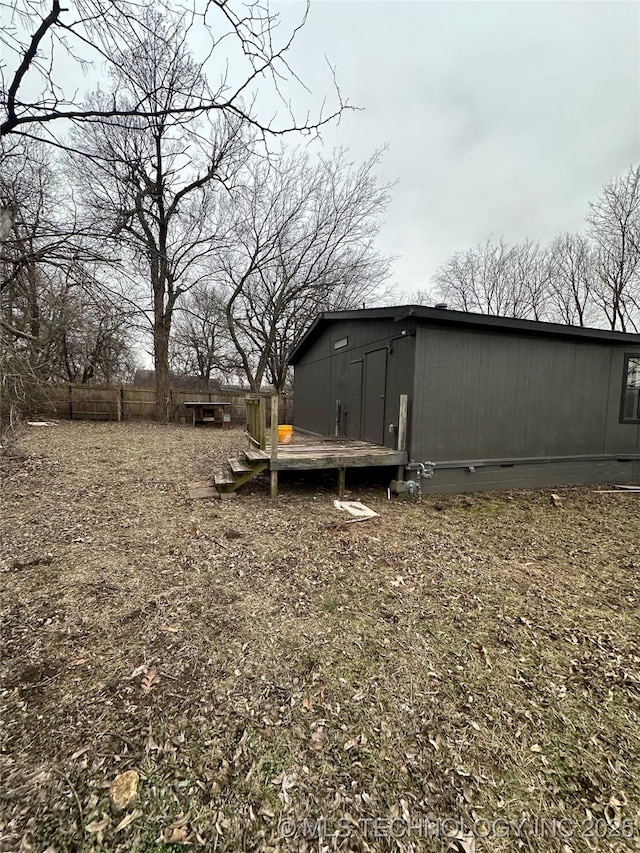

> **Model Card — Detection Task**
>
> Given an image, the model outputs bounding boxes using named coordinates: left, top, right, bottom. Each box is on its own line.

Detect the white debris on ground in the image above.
left=333, top=499, right=379, bottom=521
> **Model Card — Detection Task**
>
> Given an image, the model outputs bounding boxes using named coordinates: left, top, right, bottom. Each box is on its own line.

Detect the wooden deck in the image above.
left=242, top=394, right=409, bottom=497
left=266, top=436, right=407, bottom=471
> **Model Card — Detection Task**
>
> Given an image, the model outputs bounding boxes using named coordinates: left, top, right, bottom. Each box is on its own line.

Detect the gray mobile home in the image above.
left=289, top=305, right=640, bottom=493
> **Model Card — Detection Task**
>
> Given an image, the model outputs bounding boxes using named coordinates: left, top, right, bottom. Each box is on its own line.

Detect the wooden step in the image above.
left=244, top=448, right=269, bottom=463
left=212, top=467, right=235, bottom=487
left=229, top=456, right=252, bottom=475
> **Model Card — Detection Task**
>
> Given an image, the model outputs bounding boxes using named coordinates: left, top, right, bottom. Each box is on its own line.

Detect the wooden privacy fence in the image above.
left=42, top=383, right=293, bottom=425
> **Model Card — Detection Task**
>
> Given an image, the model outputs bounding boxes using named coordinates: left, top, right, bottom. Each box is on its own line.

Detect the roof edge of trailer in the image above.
left=288, top=305, right=640, bottom=364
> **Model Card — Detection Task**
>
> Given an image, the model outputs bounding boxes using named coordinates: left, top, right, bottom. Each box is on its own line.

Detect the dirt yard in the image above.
left=1, top=421, right=639, bottom=852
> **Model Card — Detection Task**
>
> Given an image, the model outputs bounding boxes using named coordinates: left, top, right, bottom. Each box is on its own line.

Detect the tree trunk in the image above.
left=155, top=319, right=172, bottom=422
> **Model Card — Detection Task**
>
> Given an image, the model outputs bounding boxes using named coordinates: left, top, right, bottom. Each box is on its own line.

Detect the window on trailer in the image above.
left=620, top=354, right=640, bottom=422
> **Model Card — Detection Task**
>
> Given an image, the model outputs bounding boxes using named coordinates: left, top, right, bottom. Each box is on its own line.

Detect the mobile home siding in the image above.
left=412, top=323, right=640, bottom=491
left=293, top=317, right=416, bottom=446
left=291, top=306, right=640, bottom=494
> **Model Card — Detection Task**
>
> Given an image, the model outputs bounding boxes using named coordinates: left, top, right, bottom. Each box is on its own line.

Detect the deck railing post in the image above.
left=258, top=396, right=267, bottom=450
left=270, top=395, right=279, bottom=499
left=245, top=395, right=252, bottom=445
left=397, top=393, right=408, bottom=480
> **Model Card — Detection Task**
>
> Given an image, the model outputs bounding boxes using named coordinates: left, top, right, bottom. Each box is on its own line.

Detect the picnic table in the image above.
left=183, top=401, right=232, bottom=428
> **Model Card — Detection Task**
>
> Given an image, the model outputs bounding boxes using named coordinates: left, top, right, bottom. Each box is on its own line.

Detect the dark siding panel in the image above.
left=412, top=325, right=622, bottom=463
left=511, top=337, right=531, bottom=455
left=293, top=359, right=331, bottom=434
left=294, top=316, right=416, bottom=441
left=383, top=333, right=415, bottom=449
left=345, top=361, right=362, bottom=439
left=329, top=347, right=355, bottom=435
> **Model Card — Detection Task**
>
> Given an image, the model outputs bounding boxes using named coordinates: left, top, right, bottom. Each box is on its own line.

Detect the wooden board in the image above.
left=270, top=450, right=408, bottom=471
left=212, top=467, right=235, bottom=487
left=229, top=457, right=253, bottom=475
left=187, top=480, right=219, bottom=500
left=244, top=448, right=269, bottom=462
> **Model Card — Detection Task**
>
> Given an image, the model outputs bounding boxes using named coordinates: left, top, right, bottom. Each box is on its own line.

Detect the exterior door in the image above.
left=362, top=348, right=387, bottom=445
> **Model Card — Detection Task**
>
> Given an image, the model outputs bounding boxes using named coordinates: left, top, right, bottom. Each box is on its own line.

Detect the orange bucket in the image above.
left=278, top=424, right=294, bottom=445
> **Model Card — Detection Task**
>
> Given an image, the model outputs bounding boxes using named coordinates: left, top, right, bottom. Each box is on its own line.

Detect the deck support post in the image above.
left=270, top=395, right=279, bottom=499
left=396, top=393, right=408, bottom=481
left=337, top=467, right=346, bottom=498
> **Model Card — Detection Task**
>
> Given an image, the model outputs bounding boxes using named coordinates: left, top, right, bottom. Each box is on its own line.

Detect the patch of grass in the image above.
left=1, top=423, right=639, bottom=851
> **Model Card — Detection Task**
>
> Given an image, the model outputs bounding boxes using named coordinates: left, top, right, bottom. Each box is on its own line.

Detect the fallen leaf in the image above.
left=145, top=732, right=160, bottom=752
left=272, top=770, right=297, bottom=803
left=310, top=727, right=325, bottom=752
left=71, top=745, right=91, bottom=760
left=477, top=645, right=492, bottom=670
left=141, top=667, right=160, bottom=694
left=604, top=799, right=622, bottom=828
left=86, top=815, right=110, bottom=833
left=114, top=809, right=142, bottom=833
left=451, top=835, right=476, bottom=853
left=163, top=825, right=189, bottom=843
left=258, top=801, right=275, bottom=818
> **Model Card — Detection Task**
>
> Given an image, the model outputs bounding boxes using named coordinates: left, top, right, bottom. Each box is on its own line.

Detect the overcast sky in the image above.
left=271, top=0, right=640, bottom=298
left=10, top=0, right=637, bottom=303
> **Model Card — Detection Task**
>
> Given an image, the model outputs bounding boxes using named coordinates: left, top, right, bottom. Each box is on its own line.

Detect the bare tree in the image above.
left=432, top=237, right=538, bottom=318
left=69, top=12, right=254, bottom=420
left=215, top=148, right=391, bottom=392
left=587, top=165, right=640, bottom=331
left=545, top=233, right=596, bottom=327
left=510, top=240, right=550, bottom=320
left=427, top=165, right=640, bottom=331
left=170, top=283, right=237, bottom=390
left=1, top=141, right=135, bottom=438
left=1, top=0, right=345, bottom=141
